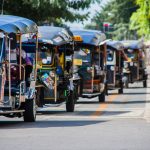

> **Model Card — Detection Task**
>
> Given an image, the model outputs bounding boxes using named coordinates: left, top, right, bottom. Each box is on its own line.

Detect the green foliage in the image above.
left=130, top=0, right=150, bottom=38
left=2, top=0, right=100, bottom=25
left=85, top=0, right=137, bottom=40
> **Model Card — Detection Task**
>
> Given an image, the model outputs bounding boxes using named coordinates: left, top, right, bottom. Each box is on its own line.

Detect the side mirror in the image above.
left=56, top=66, right=63, bottom=76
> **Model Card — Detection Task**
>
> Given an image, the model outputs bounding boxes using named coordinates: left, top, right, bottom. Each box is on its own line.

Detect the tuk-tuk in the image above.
left=121, top=40, right=147, bottom=87
left=0, top=15, right=38, bottom=122
left=71, top=29, right=107, bottom=102
left=35, top=26, right=76, bottom=112
left=106, top=40, right=128, bottom=94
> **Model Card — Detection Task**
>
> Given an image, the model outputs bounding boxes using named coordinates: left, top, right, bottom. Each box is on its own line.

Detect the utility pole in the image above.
left=1, top=0, right=4, bottom=15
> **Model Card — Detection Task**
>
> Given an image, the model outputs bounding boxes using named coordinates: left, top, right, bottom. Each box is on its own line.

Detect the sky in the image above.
left=66, top=0, right=110, bottom=29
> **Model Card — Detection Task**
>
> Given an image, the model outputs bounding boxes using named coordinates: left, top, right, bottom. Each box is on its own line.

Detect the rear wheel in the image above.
left=36, top=87, right=44, bottom=107
left=99, top=91, right=105, bottom=103
left=66, top=91, right=75, bottom=112
left=143, top=80, right=147, bottom=88
left=118, top=81, right=123, bottom=94
left=23, top=98, right=36, bottom=122
left=105, top=83, right=108, bottom=95
left=118, top=88, right=123, bottom=94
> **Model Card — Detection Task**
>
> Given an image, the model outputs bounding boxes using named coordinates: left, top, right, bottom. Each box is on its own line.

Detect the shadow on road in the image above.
left=37, top=110, right=130, bottom=118
left=76, top=101, right=100, bottom=104
left=121, top=92, right=149, bottom=95
left=105, top=100, right=150, bottom=104
left=126, top=86, right=150, bottom=89
left=0, top=120, right=107, bottom=129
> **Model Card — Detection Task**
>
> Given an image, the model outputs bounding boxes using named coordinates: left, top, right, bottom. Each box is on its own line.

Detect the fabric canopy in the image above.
left=38, top=26, right=73, bottom=46
left=0, top=15, right=38, bottom=34
left=121, top=40, right=145, bottom=50
left=107, top=40, right=124, bottom=51
left=71, top=29, right=106, bottom=46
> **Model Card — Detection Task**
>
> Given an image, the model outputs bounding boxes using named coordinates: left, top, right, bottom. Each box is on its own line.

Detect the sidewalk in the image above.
left=143, top=65, right=150, bottom=122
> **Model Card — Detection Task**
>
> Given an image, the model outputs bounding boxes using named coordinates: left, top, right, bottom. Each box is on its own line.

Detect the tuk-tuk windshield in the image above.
left=107, top=50, right=114, bottom=62
left=38, top=45, right=53, bottom=65
left=126, top=49, right=138, bottom=60
left=74, top=48, right=91, bottom=66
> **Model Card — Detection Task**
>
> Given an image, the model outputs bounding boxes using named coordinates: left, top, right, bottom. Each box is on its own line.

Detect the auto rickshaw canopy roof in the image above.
left=121, top=40, right=145, bottom=50
left=107, top=40, right=128, bottom=61
left=71, top=29, right=106, bottom=46
left=0, top=15, right=38, bottom=34
left=38, top=26, right=73, bottom=46
left=106, top=40, right=124, bottom=51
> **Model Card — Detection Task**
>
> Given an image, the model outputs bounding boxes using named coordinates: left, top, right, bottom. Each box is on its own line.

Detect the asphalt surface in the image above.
left=0, top=72, right=150, bottom=149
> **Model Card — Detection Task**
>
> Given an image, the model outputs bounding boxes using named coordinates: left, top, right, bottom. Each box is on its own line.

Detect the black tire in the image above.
left=118, top=87, right=123, bottom=94
left=118, top=81, right=123, bottom=94
left=143, top=80, right=147, bottom=88
left=66, top=91, right=75, bottom=112
left=36, top=87, right=44, bottom=107
left=74, top=84, right=79, bottom=102
left=23, top=99, right=36, bottom=122
left=99, top=91, right=105, bottom=103
left=105, top=84, right=108, bottom=96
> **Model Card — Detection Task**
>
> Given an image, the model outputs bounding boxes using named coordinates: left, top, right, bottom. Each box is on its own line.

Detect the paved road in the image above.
left=0, top=79, right=150, bottom=149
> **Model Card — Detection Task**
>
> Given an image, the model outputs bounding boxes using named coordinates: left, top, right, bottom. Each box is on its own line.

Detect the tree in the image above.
left=130, top=0, right=150, bottom=38
left=85, top=0, right=137, bottom=40
left=2, top=0, right=101, bottom=25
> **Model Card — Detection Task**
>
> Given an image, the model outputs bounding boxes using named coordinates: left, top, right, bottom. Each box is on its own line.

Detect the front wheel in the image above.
left=99, top=91, right=105, bottom=103
left=66, top=91, right=75, bottom=112
left=23, top=98, right=36, bottom=122
left=143, top=80, right=147, bottom=88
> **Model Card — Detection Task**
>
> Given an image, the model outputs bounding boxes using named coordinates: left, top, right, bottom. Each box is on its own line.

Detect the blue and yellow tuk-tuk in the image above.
left=33, top=26, right=76, bottom=112
left=106, top=40, right=128, bottom=94
left=122, top=40, right=147, bottom=87
left=71, top=29, right=107, bottom=102
left=0, top=15, right=38, bottom=122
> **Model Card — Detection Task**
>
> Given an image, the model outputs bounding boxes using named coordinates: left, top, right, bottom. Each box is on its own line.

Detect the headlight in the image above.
left=134, top=63, right=137, bottom=67
left=130, top=62, right=133, bottom=66
left=42, top=59, right=47, bottom=64
left=124, top=63, right=128, bottom=69
left=87, top=67, right=92, bottom=71
left=110, top=66, right=114, bottom=71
